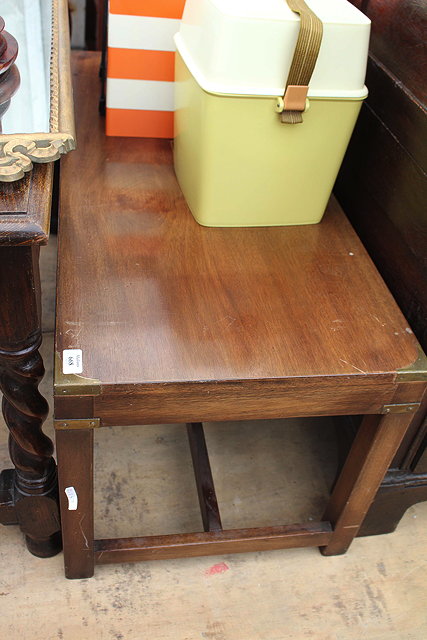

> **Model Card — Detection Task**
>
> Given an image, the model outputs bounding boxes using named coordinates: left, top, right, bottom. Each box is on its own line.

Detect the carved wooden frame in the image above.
left=0, top=0, right=75, bottom=182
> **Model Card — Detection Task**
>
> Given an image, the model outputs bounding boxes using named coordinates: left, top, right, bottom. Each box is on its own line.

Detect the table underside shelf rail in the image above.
left=94, top=420, right=332, bottom=564
left=94, top=523, right=334, bottom=565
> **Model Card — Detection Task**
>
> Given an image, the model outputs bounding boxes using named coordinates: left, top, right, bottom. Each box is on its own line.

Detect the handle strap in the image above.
left=280, top=0, right=323, bottom=124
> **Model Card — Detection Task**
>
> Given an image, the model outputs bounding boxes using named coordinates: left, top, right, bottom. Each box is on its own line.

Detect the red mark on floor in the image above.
left=205, top=562, right=229, bottom=576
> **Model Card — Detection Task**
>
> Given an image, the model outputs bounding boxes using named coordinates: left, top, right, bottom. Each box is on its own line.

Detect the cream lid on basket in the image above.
left=175, top=0, right=371, bottom=99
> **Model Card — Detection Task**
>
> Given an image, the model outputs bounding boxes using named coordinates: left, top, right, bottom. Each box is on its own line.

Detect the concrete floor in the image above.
left=0, top=238, right=426, bottom=640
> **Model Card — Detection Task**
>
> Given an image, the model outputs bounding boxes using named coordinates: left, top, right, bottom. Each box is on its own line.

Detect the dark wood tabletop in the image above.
left=57, top=187, right=418, bottom=385
left=53, top=52, right=423, bottom=429
left=57, top=54, right=417, bottom=382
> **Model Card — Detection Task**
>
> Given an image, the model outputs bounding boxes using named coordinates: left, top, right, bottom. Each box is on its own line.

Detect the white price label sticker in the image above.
left=65, top=486, right=78, bottom=511
left=63, top=349, right=83, bottom=374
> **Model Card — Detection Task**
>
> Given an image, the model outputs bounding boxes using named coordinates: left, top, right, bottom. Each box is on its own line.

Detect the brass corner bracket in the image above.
left=382, top=403, right=420, bottom=415
left=54, top=352, right=101, bottom=396
left=54, top=418, right=101, bottom=430
left=396, top=345, right=427, bottom=382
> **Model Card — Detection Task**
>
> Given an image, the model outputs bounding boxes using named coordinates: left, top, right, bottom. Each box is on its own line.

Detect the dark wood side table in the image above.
left=54, top=53, right=426, bottom=579
left=0, top=163, right=61, bottom=557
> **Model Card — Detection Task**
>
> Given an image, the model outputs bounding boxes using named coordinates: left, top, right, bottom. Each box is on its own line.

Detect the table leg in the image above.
left=0, top=245, right=61, bottom=557
left=56, top=428, right=94, bottom=579
left=321, top=412, right=416, bottom=556
left=334, top=406, right=427, bottom=537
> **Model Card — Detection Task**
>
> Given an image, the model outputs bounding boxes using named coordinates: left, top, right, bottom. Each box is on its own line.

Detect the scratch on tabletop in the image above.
left=339, top=359, right=367, bottom=374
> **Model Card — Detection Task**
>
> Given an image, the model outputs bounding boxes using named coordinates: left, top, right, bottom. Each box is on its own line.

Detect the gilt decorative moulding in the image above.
left=0, top=0, right=75, bottom=182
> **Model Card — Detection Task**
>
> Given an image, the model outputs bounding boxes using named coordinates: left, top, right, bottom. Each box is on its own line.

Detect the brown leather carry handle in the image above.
left=277, top=0, right=323, bottom=124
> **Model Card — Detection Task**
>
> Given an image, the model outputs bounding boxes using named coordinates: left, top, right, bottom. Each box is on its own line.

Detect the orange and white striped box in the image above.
left=106, top=1, right=186, bottom=138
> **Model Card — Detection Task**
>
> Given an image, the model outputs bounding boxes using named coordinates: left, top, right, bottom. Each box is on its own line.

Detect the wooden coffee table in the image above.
left=54, top=53, right=427, bottom=579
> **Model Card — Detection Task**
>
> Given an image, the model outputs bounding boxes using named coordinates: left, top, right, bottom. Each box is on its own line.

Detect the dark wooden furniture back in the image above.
left=335, top=0, right=427, bottom=533
left=337, top=0, right=426, bottom=353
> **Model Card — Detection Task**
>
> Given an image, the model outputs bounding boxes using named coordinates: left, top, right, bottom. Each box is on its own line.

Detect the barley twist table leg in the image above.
left=0, top=245, right=61, bottom=557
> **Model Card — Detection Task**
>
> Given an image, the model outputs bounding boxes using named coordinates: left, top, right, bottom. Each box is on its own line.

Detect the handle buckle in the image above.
left=283, top=85, right=309, bottom=112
